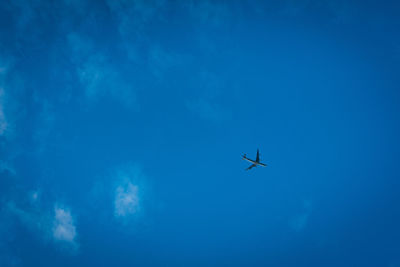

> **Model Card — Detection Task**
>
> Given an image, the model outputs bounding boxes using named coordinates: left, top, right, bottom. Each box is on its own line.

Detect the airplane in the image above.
left=242, top=149, right=267, bottom=170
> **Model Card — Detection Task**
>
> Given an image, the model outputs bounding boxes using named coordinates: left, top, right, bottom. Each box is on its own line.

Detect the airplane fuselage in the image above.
left=242, top=156, right=267, bottom=167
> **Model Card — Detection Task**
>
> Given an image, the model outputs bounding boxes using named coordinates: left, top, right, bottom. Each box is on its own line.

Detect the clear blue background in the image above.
left=1, top=1, right=400, bottom=266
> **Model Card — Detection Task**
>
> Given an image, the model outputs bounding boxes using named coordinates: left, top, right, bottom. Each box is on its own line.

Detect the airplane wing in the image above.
left=246, top=164, right=256, bottom=170
left=256, top=149, right=260, bottom=162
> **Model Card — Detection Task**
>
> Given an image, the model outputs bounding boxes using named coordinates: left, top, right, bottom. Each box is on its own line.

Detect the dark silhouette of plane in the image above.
left=242, top=149, right=267, bottom=170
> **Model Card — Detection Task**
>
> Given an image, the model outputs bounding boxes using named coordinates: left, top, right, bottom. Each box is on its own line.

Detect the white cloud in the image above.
left=115, top=182, right=140, bottom=217
left=110, top=164, right=150, bottom=221
left=52, top=207, right=77, bottom=245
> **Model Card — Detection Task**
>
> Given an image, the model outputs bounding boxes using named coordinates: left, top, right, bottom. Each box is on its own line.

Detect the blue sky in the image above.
left=1, top=0, right=400, bottom=266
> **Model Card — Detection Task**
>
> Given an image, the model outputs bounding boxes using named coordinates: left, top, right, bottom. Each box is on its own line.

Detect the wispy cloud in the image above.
left=0, top=160, right=16, bottom=176
left=0, top=211, right=22, bottom=266
left=185, top=71, right=231, bottom=123
left=102, top=0, right=168, bottom=70
left=6, top=196, right=79, bottom=252
left=148, top=45, right=186, bottom=81
left=289, top=199, right=313, bottom=232
left=6, top=201, right=48, bottom=235
left=186, top=98, right=230, bottom=123
left=30, top=190, right=39, bottom=202
left=289, top=212, right=309, bottom=232
left=105, top=0, right=167, bottom=41
left=0, top=57, right=20, bottom=140
left=185, top=0, right=232, bottom=27
left=32, top=97, right=56, bottom=155
left=68, top=33, right=137, bottom=109
left=0, top=62, right=8, bottom=135
left=0, top=107, right=8, bottom=135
